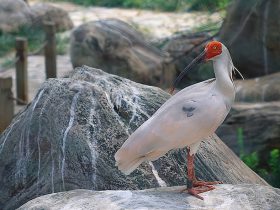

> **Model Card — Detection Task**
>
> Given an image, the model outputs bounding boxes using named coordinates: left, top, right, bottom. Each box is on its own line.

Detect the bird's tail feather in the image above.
left=115, top=148, right=146, bottom=175
left=115, top=156, right=146, bottom=175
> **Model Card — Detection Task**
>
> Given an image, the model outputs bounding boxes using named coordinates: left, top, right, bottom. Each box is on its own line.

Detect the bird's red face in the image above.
left=205, top=41, right=222, bottom=60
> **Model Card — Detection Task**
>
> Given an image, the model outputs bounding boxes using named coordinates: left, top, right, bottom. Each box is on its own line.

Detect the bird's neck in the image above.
left=213, top=54, right=235, bottom=105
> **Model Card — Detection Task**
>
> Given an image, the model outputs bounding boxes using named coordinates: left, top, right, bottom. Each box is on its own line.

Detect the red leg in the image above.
left=187, top=148, right=195, bottom=181
left=193, top=180, right=222, bottom=187
left=188, top=185, right=215, bottom=200
left=184, top=147, right=221, bottom=200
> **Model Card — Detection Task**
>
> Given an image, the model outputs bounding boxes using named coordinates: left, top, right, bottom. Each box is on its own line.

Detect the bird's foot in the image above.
left=181, top=180, right=221, bottom=200
left=181, top=185, right=215, bottom=200
left=188, top=185, right=215, bottom=200
left=193, top=180, right=222, bottom=187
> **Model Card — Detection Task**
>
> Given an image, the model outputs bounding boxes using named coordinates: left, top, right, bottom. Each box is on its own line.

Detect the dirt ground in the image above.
left=31, top=0, right=222, bottom=39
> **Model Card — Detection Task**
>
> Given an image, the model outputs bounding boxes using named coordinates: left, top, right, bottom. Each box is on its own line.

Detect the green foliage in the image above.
left=241, top=152, right=259, bottom=171
left=0, top=56, right=16, bottom=70
left=77, top=0, right=124, bottom=7
left=267, top=149, right=280, bottom=187
left=0, top=35, right=15, bottom=57
left=237, top=127, right=280, bottom=187
left=241, top=149, right=280, bottom=187
left=0, top=26, right=44, bottom=57
left=124, top=0, right=180, bottom=11
left=56, top=34, right=70, bottom=55
left=0, top=26, right=69, bottom=58
left=188, top=0, right=231, bottom=11
left=61, top=0, right=229, bottom=12
left=237, top=127, right=244, bottom=156
left=64, top=0, right=181, bottom=11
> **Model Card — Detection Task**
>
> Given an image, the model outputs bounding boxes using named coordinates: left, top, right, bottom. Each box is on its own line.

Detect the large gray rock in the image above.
left=70, top=19, right=175, bottom=87
left=0, top=66, right=266, bottom=210
left=235, top=72, right=280, bottom=102
left=30, top=3, right=73, bottom=32
left=0, top=1, right=73, bottom=33
left=18, top=184, right=280, bottom=210
left=0, top=0, right=33, bottom=32
left=217, top=102, right=280, bottom=159
left=220, top=0, right=280, bottom=78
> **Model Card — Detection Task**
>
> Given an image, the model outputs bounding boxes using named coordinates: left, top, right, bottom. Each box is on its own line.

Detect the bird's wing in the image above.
left=156, top=78, right=215, bottom=115
left=114, top=78, right=228, bottom=175
left=120, top=78, right=216, bottom=151
left=149, top=88, right=227, bottom=147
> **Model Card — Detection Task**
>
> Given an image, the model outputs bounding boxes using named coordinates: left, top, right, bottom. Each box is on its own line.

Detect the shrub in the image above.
left=0, top=26, right=44, bottom=57
left=267, top=149, right=280, bottom=187
left=61, top=0, right=230, bottom=12
left=237, top=127, right=280, bottom=187
left=0, top=25, right=69, bottom=64
left=188, top=0, right=231, bottom=11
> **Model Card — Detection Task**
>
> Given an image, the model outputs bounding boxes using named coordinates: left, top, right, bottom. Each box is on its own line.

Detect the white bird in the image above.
left=115, top=41, right=241, bottom=199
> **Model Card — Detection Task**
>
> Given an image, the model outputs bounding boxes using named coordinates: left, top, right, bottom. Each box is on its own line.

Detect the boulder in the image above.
left=217, top=102, right=280, bottom=161
left=161, top=32, right=214, bottom=87
left=220, top=0, right=280, bottom=78
left=70, top=19, right=175, bottom=87
left=235, top=72, right=280, bottom=102
left=18, top=185, right=280, bottom=210
left=0, top=0, right=33, bottom=33
left=30, top=3, right=73, bottom=32
left=0, top=1, right=73, bottom=33
left=0, top=66, right=266, bottom=210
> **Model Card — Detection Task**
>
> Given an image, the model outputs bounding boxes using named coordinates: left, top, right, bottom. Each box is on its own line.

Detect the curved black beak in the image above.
left=169, top=50, right=206, bottom=94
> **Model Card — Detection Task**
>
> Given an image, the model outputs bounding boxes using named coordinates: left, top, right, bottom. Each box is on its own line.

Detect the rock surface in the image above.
left=217, top=102, right=280, bottom=159
left=0, top=66, right=266, bottom=210
left=0, top=0, right=33, bottom=32
left=18, top=184, right=280, bottom=210
left=220, top=0, right=280, bottom=78
left=30, top=3, right=73, bottom=32
left=161, top=32, right=214, bottom=87
left=235, top=72, right=280, bottom=102
left=0, top=1, right=73, bottom=33
left=70, top=19, right=175, bottom=87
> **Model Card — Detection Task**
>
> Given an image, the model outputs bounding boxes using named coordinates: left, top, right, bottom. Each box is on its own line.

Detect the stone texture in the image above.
left=161, top=32, right=214, bottom=87
left=217, top=102, right=280, bottom=159
left=18, top=184, right=280, bottom=210
left=0, top=1, right=73, bottom=33
left=30, top=3, right=73, bottom=32
left=70, top=19, right=175, bottom=87
left=0, top=0, right=33, bottom=32
left=235, top=72, right=280, bottom=102
left=0, top=66, right=266, bottom=210
left=220, top=0, right=280, bottom=78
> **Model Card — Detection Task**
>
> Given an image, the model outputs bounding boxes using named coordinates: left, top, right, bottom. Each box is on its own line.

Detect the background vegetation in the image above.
left=53, top=0, right=231, bottom=11
left=0, top=26, right=44, bottom=57
left=242, top=149, right=280, bottom=187
left=238, top=128, right=280, bottom=187
left=0, top=26, right=69, bottom=57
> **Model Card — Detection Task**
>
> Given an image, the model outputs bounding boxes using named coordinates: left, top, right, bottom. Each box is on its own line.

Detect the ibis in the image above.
left=115, top=41, right=240, bottom=199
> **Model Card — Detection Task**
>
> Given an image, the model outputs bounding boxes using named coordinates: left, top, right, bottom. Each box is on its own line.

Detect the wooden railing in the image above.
left=0, top=22, right=57, bottom=132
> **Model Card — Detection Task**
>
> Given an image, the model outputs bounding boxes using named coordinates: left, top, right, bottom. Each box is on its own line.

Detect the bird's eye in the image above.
left=213, top=46, right=217, bottom=50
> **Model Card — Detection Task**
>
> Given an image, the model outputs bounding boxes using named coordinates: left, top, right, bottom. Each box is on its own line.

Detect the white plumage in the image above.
left=115, top=42, right=236, bottom=176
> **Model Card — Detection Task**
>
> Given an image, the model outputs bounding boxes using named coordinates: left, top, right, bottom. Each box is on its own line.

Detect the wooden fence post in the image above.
left=0, top=77, right=14, bottom=133
left=15, top=37, right=28, bottom=105
left=44, top=21, right=57, bottom=79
